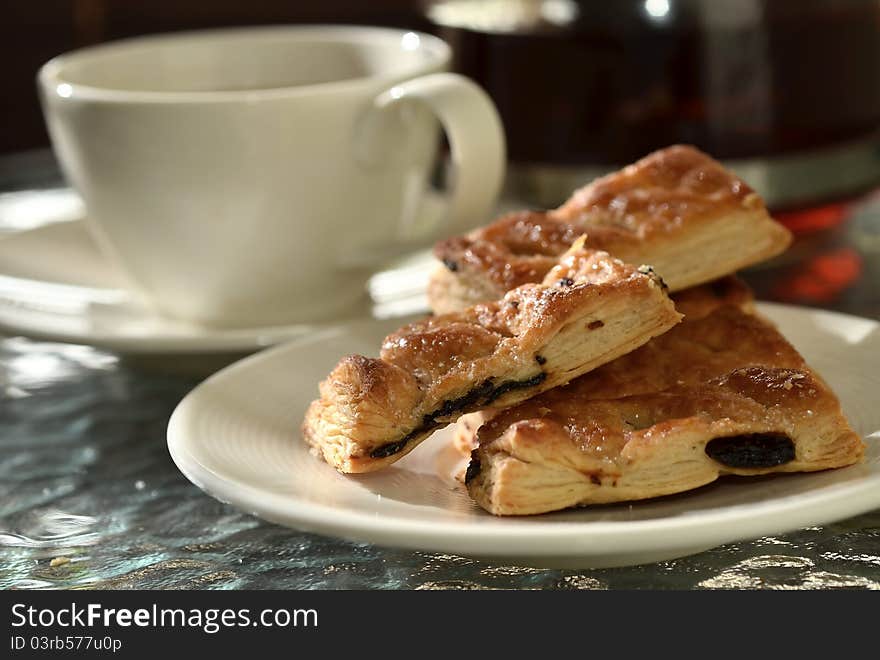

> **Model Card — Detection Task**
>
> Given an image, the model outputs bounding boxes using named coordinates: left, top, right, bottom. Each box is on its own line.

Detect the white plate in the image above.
left=167, top=303, right=880, bottom=568
left=0, top=220, right=434, bottom=354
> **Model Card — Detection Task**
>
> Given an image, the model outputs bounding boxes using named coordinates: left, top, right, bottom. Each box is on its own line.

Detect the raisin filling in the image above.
left=705, top=433, right=795, bottom=468
left=464, top=451, right=482, bottom=484
left=442, top=258, right=459, bottom=272
left=368, top=373, right=547, bottom=459
left=368, top=438, right=409, bottom=459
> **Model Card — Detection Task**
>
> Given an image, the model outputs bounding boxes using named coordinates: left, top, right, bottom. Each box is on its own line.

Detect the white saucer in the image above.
left=0, top=220, right=434, bottom=354
left=167, top=303, right=880, bottom=568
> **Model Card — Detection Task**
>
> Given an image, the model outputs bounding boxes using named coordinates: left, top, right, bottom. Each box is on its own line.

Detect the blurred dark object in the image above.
left=7, top=0, right=880, bottom=213
left=0, top=1, right=426, bottom=155
left=744, top=191, right=880, bottom=312
left=427, top=0, right=880, bottom=209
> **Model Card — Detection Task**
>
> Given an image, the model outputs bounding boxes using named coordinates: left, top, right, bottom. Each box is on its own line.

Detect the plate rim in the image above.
left=166, top=302, right=880, bottom=559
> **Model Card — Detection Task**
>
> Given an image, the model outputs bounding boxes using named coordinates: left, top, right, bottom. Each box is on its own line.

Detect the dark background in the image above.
left=7, top=1, right=880, bottom=205
left=1, top=1, right=426, bottom=155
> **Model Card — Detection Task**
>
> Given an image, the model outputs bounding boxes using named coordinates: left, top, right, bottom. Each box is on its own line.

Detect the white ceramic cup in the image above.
left=38, top=26, right=505, bottom=327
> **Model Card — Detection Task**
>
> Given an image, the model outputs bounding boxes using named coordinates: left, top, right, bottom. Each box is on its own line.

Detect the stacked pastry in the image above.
left=303, top=145, right=863, bottom=515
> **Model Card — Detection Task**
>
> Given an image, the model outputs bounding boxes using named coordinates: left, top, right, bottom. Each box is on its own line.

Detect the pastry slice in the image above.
left=302, top=239, right=681, bottom=473
left=452, top=275, right=755, bottom=456
left=465, top=305, right=863, bottom=515
left=430, top=144, right=792, bottom=313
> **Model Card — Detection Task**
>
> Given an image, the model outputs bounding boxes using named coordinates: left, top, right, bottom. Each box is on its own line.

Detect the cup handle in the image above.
left=364, top=72, right=506, bottom=244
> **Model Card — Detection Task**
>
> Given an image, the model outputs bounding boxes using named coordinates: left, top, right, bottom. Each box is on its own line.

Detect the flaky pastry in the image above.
left=303, top=239, right=680, bottom=473
left=465, top=304, right=862, bottom=515
left=430, top=145, right=791, bottom=313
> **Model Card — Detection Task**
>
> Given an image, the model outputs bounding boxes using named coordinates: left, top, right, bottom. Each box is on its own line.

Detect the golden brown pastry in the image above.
left=430, top=145, right=792, bottom=314
left=303, top=239, right=681, bottom=473
left=465, top=304, right=863, bottom=515
left=452, top=276, right=755, bottom=456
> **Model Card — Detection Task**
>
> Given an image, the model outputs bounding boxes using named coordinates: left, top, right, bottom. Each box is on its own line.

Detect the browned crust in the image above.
left=451, top=276, right=756, bottom=458
left=430, top=145, right=791, bottom=313
left=669, top=276, right=755, bottom=319
left=465, top=309, right=863, bottom=515
left=302, top=241, right=681, bottom=473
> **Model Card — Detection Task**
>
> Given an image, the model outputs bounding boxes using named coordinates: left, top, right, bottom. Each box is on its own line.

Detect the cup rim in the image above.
left=38, top=24, right=451, bottom=103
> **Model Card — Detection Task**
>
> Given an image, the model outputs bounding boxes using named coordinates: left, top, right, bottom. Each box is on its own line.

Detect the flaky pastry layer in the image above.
left=465, top=307, right=862, bottom=515
left=430, top=145, right=791, bottom=313
left=303, top=240, right=680, bottom=473
left=452, top=276, right=755, bottom=456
